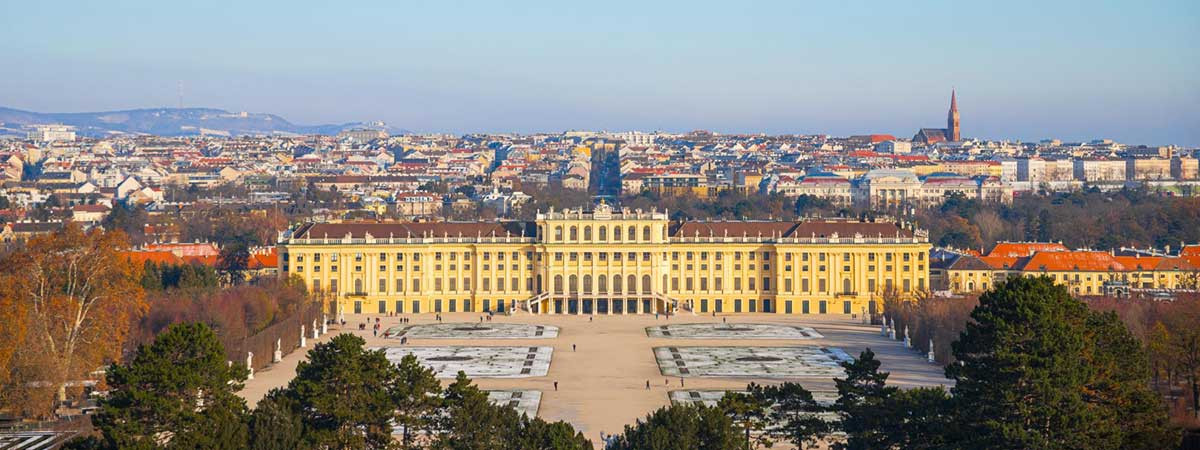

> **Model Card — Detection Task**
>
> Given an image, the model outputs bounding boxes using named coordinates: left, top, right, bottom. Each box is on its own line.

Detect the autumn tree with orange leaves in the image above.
left=0, top=225, right=146, bottom=418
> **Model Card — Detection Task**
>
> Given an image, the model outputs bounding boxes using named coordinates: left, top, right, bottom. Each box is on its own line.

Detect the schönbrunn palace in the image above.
left=278, top=204, right=931, bottom=317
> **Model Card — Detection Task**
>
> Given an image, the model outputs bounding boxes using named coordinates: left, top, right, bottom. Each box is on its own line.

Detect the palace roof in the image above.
left=292, top=221, right=536, bottom=239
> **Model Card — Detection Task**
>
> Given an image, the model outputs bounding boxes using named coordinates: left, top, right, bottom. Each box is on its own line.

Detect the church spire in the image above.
left=947, top=89, right=961, bottom=141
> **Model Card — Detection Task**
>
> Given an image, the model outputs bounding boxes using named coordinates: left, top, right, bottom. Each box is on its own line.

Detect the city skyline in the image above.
left=2, top=1, right=1198, bottom=145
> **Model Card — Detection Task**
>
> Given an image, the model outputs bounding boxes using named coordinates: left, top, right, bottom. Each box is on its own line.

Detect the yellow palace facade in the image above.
left=278, top=204, right=930, bottom=317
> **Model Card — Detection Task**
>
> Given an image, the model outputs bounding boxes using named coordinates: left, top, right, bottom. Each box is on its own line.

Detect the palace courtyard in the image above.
left=238, top=312, right=951, bottom=444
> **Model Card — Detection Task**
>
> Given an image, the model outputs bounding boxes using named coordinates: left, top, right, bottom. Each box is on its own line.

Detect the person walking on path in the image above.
left=645, top=380, right=650, bottom=390
left=680, top=377, right=684, bottom=387
left=554, top=381, right=559, bottom=391
left=572, top=344, right=576, bottom=352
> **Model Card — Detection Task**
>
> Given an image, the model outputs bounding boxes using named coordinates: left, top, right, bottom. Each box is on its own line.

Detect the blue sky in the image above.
left=2, top=0, right=1197, bottom=145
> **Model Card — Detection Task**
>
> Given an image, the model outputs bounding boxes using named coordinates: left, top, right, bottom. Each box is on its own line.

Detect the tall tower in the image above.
left=947, top=89, right=960, bottom=141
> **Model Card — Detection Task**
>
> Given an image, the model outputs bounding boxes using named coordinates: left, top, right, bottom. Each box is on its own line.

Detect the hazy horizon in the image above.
left=2, top=1, right=1197, bottom=146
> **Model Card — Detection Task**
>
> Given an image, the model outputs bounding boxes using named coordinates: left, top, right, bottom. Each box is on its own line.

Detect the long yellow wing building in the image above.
left=279, top=203, right=930, bottom=318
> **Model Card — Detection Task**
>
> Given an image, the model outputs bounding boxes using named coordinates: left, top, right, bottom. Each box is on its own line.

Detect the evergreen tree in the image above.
left=1081, top=311, right=1179, bottom=449
left=248, top=389, right=306, bottom=450
left=886, top=386, right=953, bottom=450
left=433, top=372, right=591, bottom=450
left=608, top=403, right=741, bottom=450
left=394, top=354, right=442, bottom=448
left=284, top=333, right=400, bottom=449
left=511, top=417, right=593, bottom=450
left=84, top=322, right=249, bottom=449
left=946, top=276, right=1176, bottom=449
left=718, top=386, right=773, bottom=450
left=1036, top=209, right=1053, bottom=241
left=140, top=261, right=163, bottom=291
left=760, top=382, right=831, bottom=448
left=833, top=349, right=899, bottom=450
left=434, top=371, right=515, bottom=450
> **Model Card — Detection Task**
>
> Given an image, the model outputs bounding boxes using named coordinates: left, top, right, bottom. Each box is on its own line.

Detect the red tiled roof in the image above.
left=249, top=247, right=278, bottom=269
left=986, top=242, right=1069, bottom=258
left=1016, top=251, right=1124, bottom=272
left=183, top=255, right=218, bottom=266
left=979, top=255, right=1020, bottom=270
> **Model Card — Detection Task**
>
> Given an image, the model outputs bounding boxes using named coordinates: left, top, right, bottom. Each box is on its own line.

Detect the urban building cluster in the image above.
left=933, top=242, right=1200, bottom=298
left=2, top=91, right=1198, bottom=313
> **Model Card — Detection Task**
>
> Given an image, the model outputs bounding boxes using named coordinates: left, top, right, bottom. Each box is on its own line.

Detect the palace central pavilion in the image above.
left=278, top=204, right=930, bottom=317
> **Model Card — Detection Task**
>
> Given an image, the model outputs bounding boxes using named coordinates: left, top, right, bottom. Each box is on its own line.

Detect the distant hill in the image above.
left=0, top=106, right=409, bottom=137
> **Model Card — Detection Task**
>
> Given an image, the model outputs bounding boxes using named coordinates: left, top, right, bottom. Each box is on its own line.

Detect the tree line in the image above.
left=0, top=225, right=314, bottom=421
left=65, top=326, right=591, bottom=450
left=612, top=277, right=1181, bottom=449
left=62, top=277, right=1186, bottom=449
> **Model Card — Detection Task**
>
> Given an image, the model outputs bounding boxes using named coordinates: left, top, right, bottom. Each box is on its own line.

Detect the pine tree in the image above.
left=284, top=333, right=400, bottom=449
left=248, top=389, right=306, bottom=450
left=886, top=386, right=953, bottom=450
left=1083, top=311, right=1179, bottom=449
left=435, top=371, right=517, bottom=450
left=833, top=348, right=899, bottom=450
left=718, top=386, right=773, bottom=450
left=761, top=382, right=831, bottom=448
left=609, top=403, right=741, bottom=450
left=85, top=322, right=249, bottom=449
left=393, top=354, right=442, bottom=448
left=946, top=276, right=1177, bottom=449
